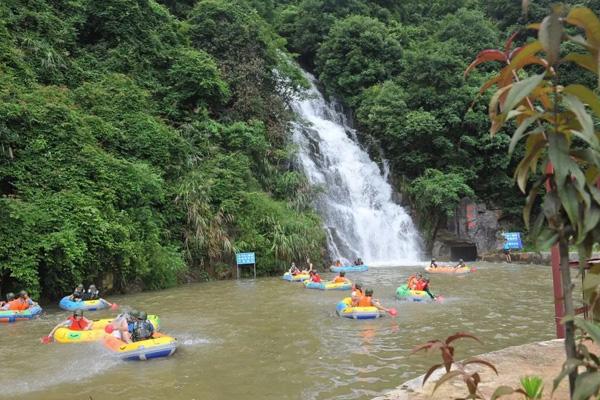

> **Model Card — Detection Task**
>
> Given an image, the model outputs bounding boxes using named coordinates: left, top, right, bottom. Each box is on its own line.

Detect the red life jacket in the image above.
left=415, top=280, right=426, bottom=291
left=312, top=274, right=322, bottom=283
left=68, top=316, right=89, bottom=331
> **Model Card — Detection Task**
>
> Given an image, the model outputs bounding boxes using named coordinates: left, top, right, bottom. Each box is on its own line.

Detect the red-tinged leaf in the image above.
left=491, top=386, right=516, bottom=400
left=422, top=363, right=443, bottom=386
left=479, top=75, right=501, bottom=94
left=445, top=332, right=482, bottom=345
left=508, top=46, right=522, bottom=61
left=442, top=347, right=454, bottom=371
left=432, top=371, right=464, bottom=394
left=539, top=12, right=563, bottom=65
left=566, top=7, right=600, bottom=48
left=462, top=358, right=499, bottom=374
left=509, top=41, right=543, bottom=68
left=505, top=32, right=520, bottom=54
left=465, top=49, right=507, bottom=77
left=515, top=136, right=546, bottom=192
left=411, top=340, right=442, bottom=354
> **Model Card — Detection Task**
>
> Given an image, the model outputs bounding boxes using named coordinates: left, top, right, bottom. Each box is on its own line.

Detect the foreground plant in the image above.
left=492, top=375, right=544, bottom=400
left=413, top=333, right=498, bottom=399
left=466, top=4, right=600, bottom=398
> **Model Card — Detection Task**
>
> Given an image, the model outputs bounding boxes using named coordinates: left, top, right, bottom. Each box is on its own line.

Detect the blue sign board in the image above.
left=236, top=252, right=256, bottom=265
left=502, top=232, right=523, bottom=250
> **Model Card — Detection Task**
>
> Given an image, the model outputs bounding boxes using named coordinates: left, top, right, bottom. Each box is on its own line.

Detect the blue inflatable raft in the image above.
left=330, top=265, right=368, bottom=273
left=59, top=296, right=109, bottom=311
left=0, top=305, right=43, bottom=323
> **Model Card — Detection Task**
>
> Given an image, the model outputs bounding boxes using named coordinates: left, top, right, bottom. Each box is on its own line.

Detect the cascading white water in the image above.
left=291, top=73, right=421, bottom=266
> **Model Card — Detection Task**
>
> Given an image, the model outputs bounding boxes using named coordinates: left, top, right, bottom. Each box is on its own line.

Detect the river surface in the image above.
left=1, top=262, right=561, bottom=400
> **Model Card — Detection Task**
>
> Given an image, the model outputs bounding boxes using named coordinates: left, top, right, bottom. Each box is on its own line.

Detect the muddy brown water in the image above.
left=1, top=262, right=563, bottom=400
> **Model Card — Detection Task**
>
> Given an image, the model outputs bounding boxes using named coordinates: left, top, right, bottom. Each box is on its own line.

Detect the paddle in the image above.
left=434, top=295, right=446, bottom=304
left=40, top=335, right=53, bottom=344
left=386, top=308, right=397, bottom=317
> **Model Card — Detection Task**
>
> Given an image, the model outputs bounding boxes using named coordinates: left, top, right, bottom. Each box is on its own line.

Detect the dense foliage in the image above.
left=271, top=0, right=600, bottom=246
left=0, top=0, right=326, bottom=299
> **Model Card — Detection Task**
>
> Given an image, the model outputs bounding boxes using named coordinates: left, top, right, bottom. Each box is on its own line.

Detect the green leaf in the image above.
left=491, top=386, right=515, bottom=400
left=539, top=13, right=563, bottom=65
left=557, top=183, right=580, bottom=230
left=432, top=370, right=464, bottom=394
left=563, top=93, right=598, bottom=148
left=524, top=179, right=542, bottom=228
left=573, top=371, right=600, bottom=400
left=509, top=116, right=540, bottom=155
left=548, top=132, right=573, bottom=186
left=574, top=318, right=600, bottom=343
left=553, top=358, right=585, bottom=393
left=563, top=84, right=600, bottom=119
left=503, top=73, right=546, bottom=114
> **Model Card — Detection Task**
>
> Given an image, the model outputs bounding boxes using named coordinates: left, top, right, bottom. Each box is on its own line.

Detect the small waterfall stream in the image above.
left=291, top=73, right=421, bottom=265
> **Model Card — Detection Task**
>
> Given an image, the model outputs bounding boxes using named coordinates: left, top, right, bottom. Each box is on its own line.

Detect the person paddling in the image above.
left=43, top=309, right=92, bottom=343
left=358, top=289, right=395, bottom=315
left=454, top=259, right=466, bottom=269
left=429, top=258, right=438, bottom=268
left=333, top=271, right=349, bottom=283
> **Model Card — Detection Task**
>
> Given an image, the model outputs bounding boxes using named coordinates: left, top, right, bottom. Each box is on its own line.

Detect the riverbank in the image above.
left=373, top=340, right=571, bottom=400
left=479, top=251, right=600, bottom=265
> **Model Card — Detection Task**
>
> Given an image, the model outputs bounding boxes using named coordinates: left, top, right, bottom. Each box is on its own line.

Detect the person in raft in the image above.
left=6, top=291, right=32, bottom=311
left=416, top=278, right=436, bottom=299
left=0, top=292, right=15, bottom=310
left=334, top=260, right=342, bottom=267
left=301, top=258, right=314, bottom=274
left=288, top=262, right=301, bottom=275
left=46, top=309, right=93, bottom=339
left=429, top=258, right=438, bottom=268
left=333, top=271, right=349, bottom=283
left=107, top=310, right=139, bottom=343
left=131, top=311, right=154, bottom=342
left=309, top=270, right=322, bottom=283
left=84, top=284, right=115, bottom=308
left=351, top=283, right=363, bottom=306
left=357, top=289, right=392, bottom=313
left=69, top=284, right=85, bottom=301
left=453, top=259, right=466, bottom=269
left=407, top=273, right=423, bottom=290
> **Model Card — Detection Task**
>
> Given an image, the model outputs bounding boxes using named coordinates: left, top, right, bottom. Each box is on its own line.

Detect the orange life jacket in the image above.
left=358, top=295, right=373, bottom=307
left=7, top=298, right=28, bottom=311
left=68, top=316, right=89, bottom=331
left=334, top=276, right=346, bottom=283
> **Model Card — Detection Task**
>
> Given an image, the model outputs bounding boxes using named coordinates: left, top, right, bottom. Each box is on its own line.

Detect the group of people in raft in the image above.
left=44, top=284, right=154, bottom=344
left=0, top=290, right=38, bottom=311
left=289, top=261, right=393, bottom=314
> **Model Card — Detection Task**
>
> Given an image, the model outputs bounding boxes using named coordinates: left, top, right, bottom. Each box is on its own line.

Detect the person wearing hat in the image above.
left=454, top=259, right=466, bottom=269
left=69, top=284, right=85, bottom=302
left=106, top=310, right=139, bottom=343
left=0, top=292, right=15, bottom=310
left=131, top=311, right=154, bottom=342
left=44, top=309, right=93, bottom=342
left=7, top=291, right=30, bottom=311
left=429, top=258, right=438, bottom=269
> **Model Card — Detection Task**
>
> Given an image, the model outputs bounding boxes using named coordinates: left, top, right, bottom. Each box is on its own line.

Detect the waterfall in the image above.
left=290, top=73, right=421, bottom=266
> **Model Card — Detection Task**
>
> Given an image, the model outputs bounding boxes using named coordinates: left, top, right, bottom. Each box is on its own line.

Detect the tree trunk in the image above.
left=559, top=236, right=578, bottom=398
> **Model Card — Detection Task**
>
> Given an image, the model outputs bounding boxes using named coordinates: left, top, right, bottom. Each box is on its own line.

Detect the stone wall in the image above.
left=448, top=197, right=503, bottom=256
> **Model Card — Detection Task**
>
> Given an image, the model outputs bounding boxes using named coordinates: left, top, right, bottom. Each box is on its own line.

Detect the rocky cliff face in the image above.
left=432, top=198, right=504, bottom=260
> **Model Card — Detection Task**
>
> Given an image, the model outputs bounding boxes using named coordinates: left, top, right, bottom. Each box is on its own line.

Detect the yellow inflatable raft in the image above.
left=103, top=332, right=177, bottom=360
left=335, top=297, right=381, bottom=319
left=53, top=315, right=160, bottom=344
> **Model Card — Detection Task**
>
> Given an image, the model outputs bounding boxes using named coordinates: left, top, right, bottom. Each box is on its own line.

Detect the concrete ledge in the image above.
left=373, top=340, right=571, bottom=400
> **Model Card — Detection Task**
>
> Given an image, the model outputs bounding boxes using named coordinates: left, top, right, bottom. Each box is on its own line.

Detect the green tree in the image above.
left=408, top=169, right=474, bottom=249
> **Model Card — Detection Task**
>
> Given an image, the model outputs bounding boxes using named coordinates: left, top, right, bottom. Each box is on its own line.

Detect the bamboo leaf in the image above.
left=539, top=12, right=563, bottom=65
left=503, top=73, right=546, bottom=114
